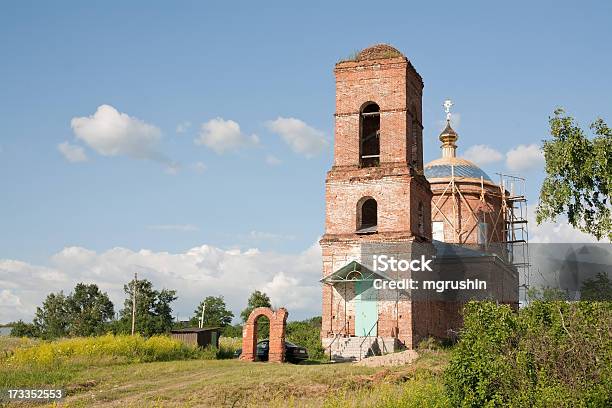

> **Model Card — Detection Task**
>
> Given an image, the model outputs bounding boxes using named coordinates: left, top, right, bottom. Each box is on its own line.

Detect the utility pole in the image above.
left=131, top=271, right=138, bottom=336
left=199, top=302, right=206, bottom=329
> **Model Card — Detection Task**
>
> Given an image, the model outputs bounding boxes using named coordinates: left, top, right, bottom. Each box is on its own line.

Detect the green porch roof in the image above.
left=320, top=260, right=392, bottom=284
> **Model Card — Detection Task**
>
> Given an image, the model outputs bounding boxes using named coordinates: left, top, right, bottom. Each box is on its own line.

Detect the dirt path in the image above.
left=55, top=360, right=336, bottom=407
left=61, top=364, right=233, bottom=407
left=40, top=355, right=441, bottom=408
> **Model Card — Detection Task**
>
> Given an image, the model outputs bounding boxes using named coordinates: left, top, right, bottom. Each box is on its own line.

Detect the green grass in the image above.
left=1, top=335, right=450, bottom=407
left=0, top=334, right=203, bottom=391
left=55, top=356, right=449, bottom=407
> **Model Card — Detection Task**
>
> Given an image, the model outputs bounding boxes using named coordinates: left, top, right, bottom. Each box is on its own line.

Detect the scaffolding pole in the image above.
left=496, top=173, right=531, bottom=305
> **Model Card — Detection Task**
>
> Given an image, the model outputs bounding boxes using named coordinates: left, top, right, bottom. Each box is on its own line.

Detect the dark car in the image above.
left=234, top=340, right=308, bottom=363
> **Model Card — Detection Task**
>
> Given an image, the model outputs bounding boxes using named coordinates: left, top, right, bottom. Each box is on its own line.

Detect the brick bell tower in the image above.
left=320, top=44, right=432, bottom=350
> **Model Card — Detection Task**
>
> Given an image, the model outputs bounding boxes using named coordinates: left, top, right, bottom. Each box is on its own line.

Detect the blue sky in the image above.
left=1, top=1, right=610, bottom=322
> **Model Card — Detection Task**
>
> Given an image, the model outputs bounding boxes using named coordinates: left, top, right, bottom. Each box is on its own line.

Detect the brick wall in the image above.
left=333, top=57, right=423, bottom=168
left=241, top=307, right=288, bottom=363
left=430, top=180, right=505, bottom=245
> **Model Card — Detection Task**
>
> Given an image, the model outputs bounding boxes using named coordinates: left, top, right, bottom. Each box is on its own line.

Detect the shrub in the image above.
left=199, top=345, right=219, bottom=360
left=219, top=336, right=241, bottom=352
left=324, top=373, right=449, bottom=408
left=221, top=324, right=243, bottom=337
left=286, top=317, right=326, bottom=361
left=417, top=336, right=444, bottom=351
left=444, top=301, right=517, bottom=407
left=445, top=301, right=612, bottom=407
left=9, top=320, right=40, bottom=338
left=214, top=336, right=241, bottom=359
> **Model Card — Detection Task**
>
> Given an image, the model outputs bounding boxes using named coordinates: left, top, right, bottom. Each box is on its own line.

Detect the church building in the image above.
left=320, top=45, right=519, bottom=360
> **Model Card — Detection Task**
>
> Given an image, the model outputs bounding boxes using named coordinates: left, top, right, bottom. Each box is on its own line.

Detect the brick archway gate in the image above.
left=240, top=307, right=288, bottom=363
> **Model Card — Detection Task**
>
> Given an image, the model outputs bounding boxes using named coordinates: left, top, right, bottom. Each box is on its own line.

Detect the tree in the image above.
left=65, top=283, right=114, bottom=336
left=527, top=286, right=569, bottom=302
left=537, top=109, right=611, bottom=240
left=240, top=290, right=271, bottom=339
left=119, top=278, right=177, bottom=336
left=221, top=324, right=243, bottom=337
left=33, top=292, right=69, bottom=339
left=240, top=290, right=271, bottom=322
left=286, top=316, right=325, bottom=360
left=190, top=296, right=234, bottom=327
left=580, top=272, right=612, bottom=301
left=10, top=320, right=39, bottom=338
left=19, top=283, right=115, bottom=339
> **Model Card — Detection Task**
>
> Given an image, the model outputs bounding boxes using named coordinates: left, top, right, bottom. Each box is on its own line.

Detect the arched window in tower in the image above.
left=360, top=102, right=380, bottom=167
left=357, top=197, right=377, bottom=233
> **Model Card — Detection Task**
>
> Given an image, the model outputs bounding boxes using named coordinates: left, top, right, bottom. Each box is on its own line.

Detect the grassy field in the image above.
left=0, top=336, right=450, bottom=407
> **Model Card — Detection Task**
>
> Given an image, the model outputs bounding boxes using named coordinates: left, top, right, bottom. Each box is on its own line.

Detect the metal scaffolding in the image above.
left=430, top=167, right=531, bottom=304
left=497, top=173, right=531, bottom=304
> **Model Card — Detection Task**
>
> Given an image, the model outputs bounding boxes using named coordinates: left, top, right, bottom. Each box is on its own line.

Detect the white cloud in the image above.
left=0, top=289, right=26, bottom=323
left=164, top=163, right=181, bottom=175
left=192, top=161, right=207, bottom=173
left=195, top=117, right=258, bottom=154
left=57, top=141, right=88, bottom=163
left=176, top=121, right=191, bottom=134
left=0, top=290, right=22, bottom=307
left=463, top=144, right=503, bottom=166
left=261, top=271, right=319, bottom=310
left=0, top=242, right=322, bottom=323
left=265, top=154, right=282, bottom=166
left=0, top=259, right=69, bottom=321
left=248, top=230, right=296, bottom=241
left=528, top=207, right=609, bottom=243
left=506, top=144, right=544, bottom=172
left=147, top=224, right=199, bottom=232
left=71, top=104, right=164, bottom=161
left=266, top=117, right=328, bottom=157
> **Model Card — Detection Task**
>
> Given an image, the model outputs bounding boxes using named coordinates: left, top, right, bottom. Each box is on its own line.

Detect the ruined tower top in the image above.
left=355, top=44, right=403, bottom=61
left=332, top=44, right=425, bottom=170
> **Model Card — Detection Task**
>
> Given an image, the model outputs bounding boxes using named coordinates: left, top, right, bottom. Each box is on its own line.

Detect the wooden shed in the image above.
left=170, top=327, right=222, bottom=348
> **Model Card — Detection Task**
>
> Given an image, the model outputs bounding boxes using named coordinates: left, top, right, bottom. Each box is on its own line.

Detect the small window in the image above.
left=357, top=198, right=377, bottom=233
left=432, top=221, right=444, bottom=241
left=360, top=103, right=380, bottom=167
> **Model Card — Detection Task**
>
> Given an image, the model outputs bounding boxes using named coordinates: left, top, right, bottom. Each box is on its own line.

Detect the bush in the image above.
left=286, top=317, right=326, bottom=361
left=417, top=336, right=444, bottom=351
left=219, top=336, right=241, bottom=352
left=215, top=336, right=241, bottom=359
left=199, top=345, right=219, bottom=360
left=9, top=320, right=39, bottom=338
left=324, top=372, right=449, bottom=408
left=221, top=324, right=243, bottom=337
left=445, top=301, right=612, bottom=407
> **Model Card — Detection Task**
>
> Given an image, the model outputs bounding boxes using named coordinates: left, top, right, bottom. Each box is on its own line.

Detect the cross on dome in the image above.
left=443, top=99, right=453, bottom=121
